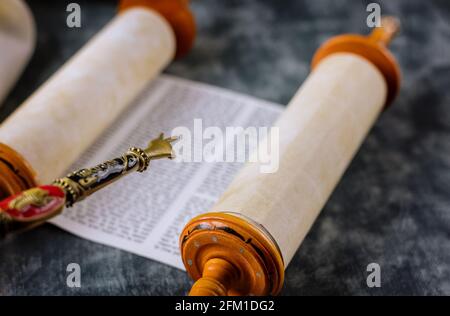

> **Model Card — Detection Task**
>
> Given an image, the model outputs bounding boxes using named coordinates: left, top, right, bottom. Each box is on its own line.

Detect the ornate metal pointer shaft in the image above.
left=0, top=134, right=177, bottom=237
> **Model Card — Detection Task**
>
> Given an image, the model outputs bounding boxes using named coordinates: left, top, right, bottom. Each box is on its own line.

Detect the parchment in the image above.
left=212, top=53, right=388, bottom=265
left=0, top=8, right=175, bottom=183
left=0, top=0, right=35, bottom=105
left=50, top=75, right=282, bottom=269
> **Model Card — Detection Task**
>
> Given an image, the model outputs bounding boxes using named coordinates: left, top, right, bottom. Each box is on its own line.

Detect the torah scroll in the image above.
left=180, top=17, right=401, bottom=296
left=0, top=0, right=195, bottom=198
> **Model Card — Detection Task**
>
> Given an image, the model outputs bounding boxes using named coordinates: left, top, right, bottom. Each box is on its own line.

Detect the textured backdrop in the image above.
left=0, top=0, right=449, bottom=295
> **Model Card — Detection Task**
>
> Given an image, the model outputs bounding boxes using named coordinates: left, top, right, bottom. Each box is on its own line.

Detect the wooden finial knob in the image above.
left=119, top=0, right=196, bottom=58
left=189, top=258, right=238, bottom=296
left=180, top=213, right=284, bottom=296
left=0, top=143, right=37, bottom=200
left=311, top=16, right=401, bottom=108
left=369, top=16, right=401, bottom=47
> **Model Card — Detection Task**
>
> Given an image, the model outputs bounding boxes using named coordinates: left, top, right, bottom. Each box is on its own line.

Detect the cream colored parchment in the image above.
left=0, top=0, right=35, bottom=105
left=212, top=53, right=388, bottom=265
left=0, top=8, right=175, bottom=183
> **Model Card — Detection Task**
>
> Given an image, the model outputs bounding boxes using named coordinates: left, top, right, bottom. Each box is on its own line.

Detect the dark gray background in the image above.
left=0, top=0, right=449, bottom=295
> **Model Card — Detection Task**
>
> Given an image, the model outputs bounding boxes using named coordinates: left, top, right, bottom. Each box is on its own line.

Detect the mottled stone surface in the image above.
left=0, top=0, right=449, bottom=295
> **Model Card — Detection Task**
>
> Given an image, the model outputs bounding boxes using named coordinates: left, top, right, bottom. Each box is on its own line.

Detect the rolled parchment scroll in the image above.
left=0, top=0, right=195, bottom=199
left=180, top=17, right=401, bottom=296
left=0, top=0, right=35, bottom=105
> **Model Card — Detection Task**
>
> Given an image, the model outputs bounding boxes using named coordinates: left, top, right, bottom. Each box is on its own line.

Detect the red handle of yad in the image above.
left=0, top=185, right=66, bottom=223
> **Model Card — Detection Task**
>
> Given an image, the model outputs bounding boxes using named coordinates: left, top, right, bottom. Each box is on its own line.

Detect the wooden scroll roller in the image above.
left=180, top=17, right=401, bottom=296
left=0, top=134, right=177, bottom=238
left=0, top=0, right=35, bottom=105
left=0, top=0, right=195, bottom=199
